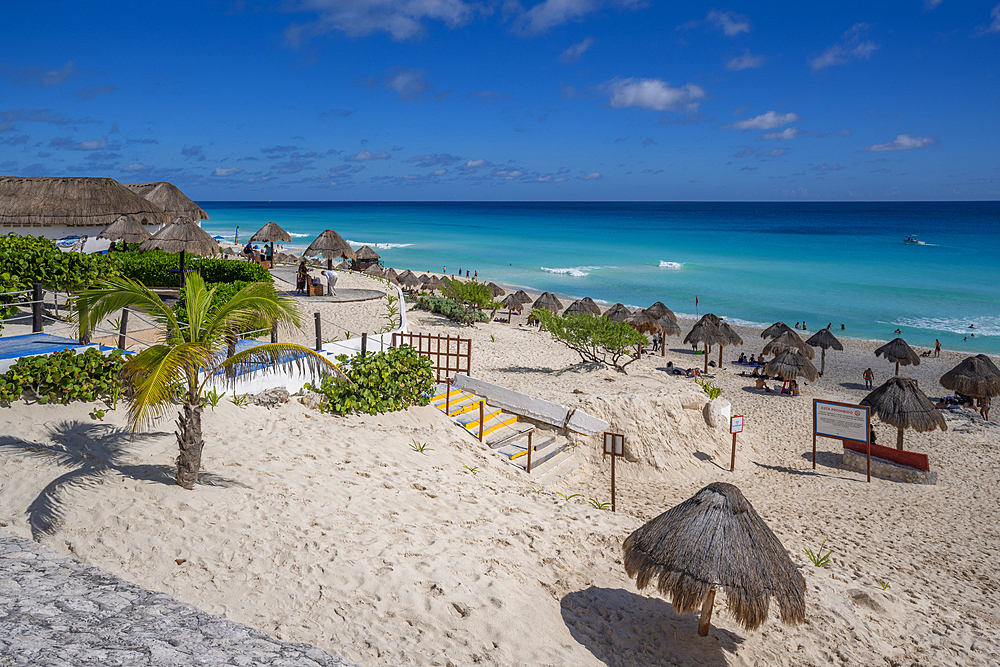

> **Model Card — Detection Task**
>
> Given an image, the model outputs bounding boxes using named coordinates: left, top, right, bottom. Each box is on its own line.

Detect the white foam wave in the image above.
left=345, top=239, right=414, bottom=249
left=722, top=316, right=775, bottom=329
left=540, top=266, right=607, bottom=277
left=887, top=316, right=1000, bottom=337
left=288, top=232, right=311, bottom=238
left=659, top=261, right=684, bottom=269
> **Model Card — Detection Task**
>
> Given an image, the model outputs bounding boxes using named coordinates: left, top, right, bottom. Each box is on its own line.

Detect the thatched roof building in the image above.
left=0, top=176, right=171, bottom=231
left=303, top=229, right=356, bottom=269
left=353, top=245, right=381, bottom=271
left=939, top=355, right=1000, bottom=398
left=764, top=348, right=819, bottom=382
left=532, top=292, right=563, bottom=313
left=862, top=377, right=946, bottom=449
left=623, top=482, right=805, bottom=634
left=512, top=289, right=532, bottom=304
left=124, top=182, right=207, bottom=222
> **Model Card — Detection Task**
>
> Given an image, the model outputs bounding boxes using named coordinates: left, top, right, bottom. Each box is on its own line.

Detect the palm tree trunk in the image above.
left=175, top=401, right=205, bottom=489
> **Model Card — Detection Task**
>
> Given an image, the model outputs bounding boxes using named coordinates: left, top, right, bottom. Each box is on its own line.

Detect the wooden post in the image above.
left=327, top=257, right=332, bottom=270
left=117, top=308, right=129, bottom=350
left=32, top=282, right=43, bottom=332
left=718, top=344, right=723, bottom=369
left=703, top=343, right=709, bottom=374
left=730, top=432, right=737, bottom=472
left=361, top=332, right=368, bottom=357
left=179, top=250, right=186, bottom=288
left=661, top=334, right=665, bottom=356
left=478, top=401, right=485, bottom=442
left=526, top=431, right=533, bottom=473
left=314, top=312, right=322, bottom=351
left=445, top=377, right=451, bottom=414
left=867, top=430, right=872, bottom=483
left=812, top=432, right=817, bottom=469
left=820, top=348, right=826, bottom=375
left=698, top=589, right=716, bottom=637
left=611, top=446, right=616, bottom=513
left=270, top=321, right=277, bottom=344
left=896, top=426, right=904, bottom=451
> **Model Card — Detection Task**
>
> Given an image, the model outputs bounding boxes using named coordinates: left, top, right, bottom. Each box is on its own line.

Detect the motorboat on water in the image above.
left=904, top=235, right=926, bottom=245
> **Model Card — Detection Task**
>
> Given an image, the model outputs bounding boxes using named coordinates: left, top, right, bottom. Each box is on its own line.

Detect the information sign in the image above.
left=814, top=400, right=869, bottom=443
left=730, top=415, right=744, bottom=435
left=603, top=432, right=625, bottom=457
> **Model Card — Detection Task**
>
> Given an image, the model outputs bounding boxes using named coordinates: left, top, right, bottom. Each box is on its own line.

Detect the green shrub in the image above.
left=439, top=279, right=500, bottom=311
left=532, top=309, right=646, bottom=373
left=0, top=234, right=119, bottom=292
left=415, top=295, right=489, bottom=325
left=0, top=348, right=125, bottom=404
left=306, top=345, right=435, bottom=415
left=0, top=271, right=26, bottom=334
left=697, top=378, right=724, bottom=400
left=113, top=250, right=271, bottom=287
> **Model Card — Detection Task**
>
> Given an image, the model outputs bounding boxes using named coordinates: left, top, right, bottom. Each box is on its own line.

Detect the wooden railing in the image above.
left=392, top=332, right=472, bottom=382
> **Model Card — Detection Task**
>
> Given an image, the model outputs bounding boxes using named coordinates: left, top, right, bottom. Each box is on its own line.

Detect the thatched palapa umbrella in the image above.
left=124, top=181, right=208, bottom=222
left=138, top=218, right=220, bottom=287
left=627, top=310, right=661, bottom=335
left=604, top=303, right=632, bottom=323
left=861, top=377, right=946, bottom=450
left=487, top=282, right=506, bottom=297
left=939, top=355, right=1000, bottom=399
left=579, top=297, right=602, bottom=315
left=303, top=229, right=357, bottom=270
left=385, top=268, right=400, bottom=285
left=364, top=264, right=384, bottom=277
left=98, top=215, right=152, bottom=245
left=623, top=482, right=805, bottom=636
left=500, top=293, right=523, bottom=319
left=564, top=300, right=597, bottom=317
left=805, top=329, right=843, bottom=375
left=512, top=289, right=532, bottom=305
left=762, top=331, right=814, bottom=360
left=761, top=322, right=794, bottom=340
left=764, top=348, right=819, bottom=383
left=684, top=314, right=731, bottom=374
left=250, top=221, right=292, bottom=264
left=645, top=301, right=677, bottom=322
left=875, top=337, right=920, bottom=376
left=397, top=270, right=420, bottom=289
left=532, top=292, right=563, bottom=313
left=657, top=316, right=682, bottom=337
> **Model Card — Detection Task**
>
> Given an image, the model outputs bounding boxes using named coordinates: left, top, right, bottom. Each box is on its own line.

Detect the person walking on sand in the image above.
left=296, top=261, right=309, bottom=295
left=863, top=368, right=874, bottom=390
left=980, top=397, right=991, bottom=421
left=935, top=339, right=941, bottom=357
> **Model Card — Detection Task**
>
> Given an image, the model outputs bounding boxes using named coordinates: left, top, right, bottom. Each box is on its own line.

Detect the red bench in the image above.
left=842, top=439, right=930, bottom=472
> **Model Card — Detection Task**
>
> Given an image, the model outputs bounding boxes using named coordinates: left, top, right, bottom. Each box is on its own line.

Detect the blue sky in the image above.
left=1, top=1, right=998, bottom=200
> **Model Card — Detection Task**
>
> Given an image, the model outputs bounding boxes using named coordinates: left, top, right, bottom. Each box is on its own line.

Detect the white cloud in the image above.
left=606, top=78, right=706, bottom=112
left=726, top=50, right=766, bottom=71
left=284, top=0, right=475, bottom=42
left=385, top=68, right=432, bottom=101
left=924, top=0, right=942, bottom=9
left=214, top=167, right=244, bottom=177
left=974, top=3, right=1000, bottom=35
left=707, top=9, right=750, bottom=36
left=760, top=148, right=788, bottom=157
left=723, top=111, right=801, bottom=130
left=862, top=134, right=939, bottom=152
left=433, top=168, right=447, bottom=176
left=462, top=159, right=489, bottom=169
left=514, top=0, right=642, bottom=36
left=579, top=172, right=602, bottom=180
left=810, top=24, right=879, bottom=70
left=122, top=163, right=153, bottom=172
left=560, top=37, right=595, bottom=64
left=345, top=150, right=391, bottom=162
left=760, top=127, right=800, bottom=140
left=493, top=169, right=524, bottom=180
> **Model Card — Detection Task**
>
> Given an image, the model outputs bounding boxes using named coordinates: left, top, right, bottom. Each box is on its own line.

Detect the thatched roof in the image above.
left=138, top=219, right=219, bottom=257
left=761, top=322, right=794, bottom=339
left=604, top=303, right=632, bottom=323
left=718, top=320, right=744, bottom=347
left=875, top=338, right=920, bottom=368
left=684, top=314, right=731, bottom=348
left=418, top=274, right=431, bottom=283
left=533, top=292, right=563, bottom=313
left=627, top=310, right=661, bottom=334
left=805, top=329, right=844, bottom=351
left=645, top=301, right=676, bottom=322
left=623, top=482, right=806, bottom=632
left=487, top=282, right=506, bottom=297
left=939, top=355, right=1000, bottom=398
left=397, top=270, right=420, bottom=288
left=250, top=221, right=292, bottom=243
left=764, top=348, right=819, bottom=382
left=385, top=268, right=400, bottom=285
left=762, top=331, right=814, bottom=359
left=364, top=264, right=384, bottom=277
left=303, top=229, right=356, bottom=260
left=564, top=300, right=597, bottom=317
left=512, top=289, right=532, bottom=304
left=501, top=294, right=524, bottom=311
left=336, top=261, right=351, bottom=270
left=355, top=245, right=381, bottom=260
left=657, top=316, right=682, bottom=337
left=0, top=176, right=172, bottom=228
left=579, top=297, right=602, bottom=315
left=861, top=377, right=947, bottom=433
left=124, top=182, right=208, bottom=221
left=97, top=215, right=152, bottom=243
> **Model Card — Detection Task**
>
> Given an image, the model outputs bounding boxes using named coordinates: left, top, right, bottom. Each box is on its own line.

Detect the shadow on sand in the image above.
left=0, top=420, right=244, bottom=540
left=495, top=361, right=605, bottom=376
left=561, top=587, right=742, bottom=667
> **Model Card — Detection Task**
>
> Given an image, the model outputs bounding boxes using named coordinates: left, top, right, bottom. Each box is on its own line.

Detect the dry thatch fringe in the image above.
left=0, top=176, right=172, bottom=228
left=579, top=297, right=602, bottom=315
left=249, top=221, right=292, bottom=243
left=124, top=182, right=208, bottom=221
left=533, top=291, right=563, bottom=313
left=939, top=354, right=1000, bottom=398
left=875, top=338, right=920, bottom=367
left=364, top=264, right=384, bottom=277
left=500, top=294, right=523, bottom=311
left=303, top=229, right=356, bottom=260
left=97, top=215, right=153, bottom=243
left=418, top=273, right=431, bottom=283
left=397, top=270, right=420, bottom=288
left=603, top=303, right=632, bottom=322
left=763, top=331, right=815, bottom=359
left=627, top=310, right=661, bottom=334
left=805, top=328, right=844, bottom=351
left=684, top=314, right=731, bottom=348
left=487, top=282, right=506, bottom=297
left=719, top=320, right=743, bottom=346
left=658, top=315, right=682, bottom=337
left=355, top=244, right=381, bottom=260
left=645, top=301, right=677, bottom=322
left=563, top=300, right=597, bottom=316
left=512, top=289, right=532, bottom=304
left=384, top=267, right=400, bottom=285
left=623, top=482, right=806, bottom=631
left=761, top=322, right=794, bottom=339
left=765, top=348, right=819, bottom=382
left=138, top=219, right=219, bottom=256
left=862, top=377, right=947, bottom=433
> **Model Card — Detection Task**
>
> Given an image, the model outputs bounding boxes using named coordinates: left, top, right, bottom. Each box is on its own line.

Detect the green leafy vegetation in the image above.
left=202, top=387, right=226, bottom=409
left=588, top=498, right=612, bottom=510
left=532, top=309, right=646, bottom=373
left=697, top=377, right=724, bottom=400
left=231, top=393, right=250, bottom=407
left=0, top=271, right=25, bottom=334
left=410, top=439, right=434, bottom=453
left=804, top=539, right=833, bottom=567
left=173, top=281, right=269, bottom=336
left=307, top=345, right=435, bottom=415
left=876, top=579, right=890, bottom=590
left=414, top=295, right=489, bottom=325
left=0, top=348, right=126, bottom=405
left=112, top=250, right=271, bottom=287
left=555, top=492, right=583, bottom=501
left=0, top=234, right=119, bottom=294
left=463, top=464, right=479, bottom=475
left=440, top=279, right=500, bottom=311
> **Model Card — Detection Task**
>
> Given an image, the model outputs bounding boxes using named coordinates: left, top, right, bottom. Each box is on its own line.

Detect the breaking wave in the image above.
left=540, top=266, right=609, bottom=277
left=659, top=261, right=684, bottom=269
left=345, top=239, right=414, bottom=249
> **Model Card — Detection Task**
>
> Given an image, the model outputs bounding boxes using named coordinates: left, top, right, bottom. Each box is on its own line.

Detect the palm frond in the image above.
left=72, top=276, right=180, bottom=342
left=205, top=282, right=304, bottom=341
left=123, top=343, right=208, bottom=431
left=180, top=273, right=215, bottom=343
left=204, top=342, right=345, bottom=393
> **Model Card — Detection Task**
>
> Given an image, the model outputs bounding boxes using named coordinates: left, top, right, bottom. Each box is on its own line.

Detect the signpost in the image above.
left=813, top=399, right=872, bottom=482
left=603, top=432, right=625, bottom=512
left=729, top=415, right=744, bottom=472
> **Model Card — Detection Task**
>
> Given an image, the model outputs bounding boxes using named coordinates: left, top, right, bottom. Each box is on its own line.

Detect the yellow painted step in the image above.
left=432, top=388, right=465, bottom=403
left=460, top=407, right=502, bottom=429
left=448, top=398, right=485, bottom=417
left=480, top=415, right=518, bottom=439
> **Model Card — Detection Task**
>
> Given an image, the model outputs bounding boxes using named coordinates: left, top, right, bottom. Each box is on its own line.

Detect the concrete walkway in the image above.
left=0, top=531, right=357, bottom=666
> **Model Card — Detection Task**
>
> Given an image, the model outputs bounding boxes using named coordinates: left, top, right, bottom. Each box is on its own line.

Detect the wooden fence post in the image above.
left=314, top=312, right=322, bottom=351
left=117, top=308, right=129, bottom=350
left=32, top=282, right=43, bottom=333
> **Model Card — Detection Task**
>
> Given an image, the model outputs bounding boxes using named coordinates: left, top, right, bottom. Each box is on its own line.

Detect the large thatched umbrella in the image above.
left=875, top=337, right=920, bottom=376
left=657, top=316, right=682, bottom=337
left=761, top=322, right=794, bottom=340
left=763, top=331, right=814, bottom=360
left=627, top=310, right=661, bottom=335
left=645, top=301, right=677, bottom=322
left=487, top=282, right=506, bottom=298
left=604, top=303, right=632, bottom=323
left=500, top=293, right=523, bottom=319
left=684, top=314, right=730, bottom=374
left=97, top=215, right=152, bottom=245
left=764, top=348, right=819, bottom=383
left=533, top=292, right=562, bottom=313
left=124, top=182, right=208, bottom=222
left=250, top=221, right=292, bottom=265
left=418, top=273, right=431, bottom=283
left=397, top=270, right=420, bottom=289
left=861, top=377, right=947, bottom=450
left=623, top=482, right=805, bottom=636
left=579, top=297, right=602, bottom=315
left=303, top=229, right=357, bottom=270
left=138, top=218, right=220, bottom=287
left=511, top=289, right=532, bottom=305
left=939, top=355, right=1000, bottom=399
left=717, top=320, right=744, bottom=367
left=805, top=329, right=844, bottom=375
left=385, top=267, right=400, bottom=285
left=364, top=264, right=384, bottom=277
left=564, top=300, right=597, bottom=317
left=424, top=276, right=445, bottom=293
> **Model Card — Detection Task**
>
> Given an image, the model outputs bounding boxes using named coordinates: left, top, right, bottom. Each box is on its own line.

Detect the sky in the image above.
left=1, top=1, right=999, bottom=201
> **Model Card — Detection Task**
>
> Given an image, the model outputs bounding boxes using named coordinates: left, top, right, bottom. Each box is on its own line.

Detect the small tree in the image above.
left=440, top=278, right=501, bottom=321
left=532, top=309, right=646, bottom=373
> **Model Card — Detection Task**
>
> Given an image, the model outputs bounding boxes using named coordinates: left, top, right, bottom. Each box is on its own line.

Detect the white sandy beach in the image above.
left=1, top=270, right=998, bottom=666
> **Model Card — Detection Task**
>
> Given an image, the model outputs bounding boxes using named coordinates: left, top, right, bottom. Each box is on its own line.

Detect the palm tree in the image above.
left=75, top=273, right=340, bottom=489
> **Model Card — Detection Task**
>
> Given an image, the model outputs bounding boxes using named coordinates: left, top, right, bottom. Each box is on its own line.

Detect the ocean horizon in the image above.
left=197, top=200, right=1000, bottom=356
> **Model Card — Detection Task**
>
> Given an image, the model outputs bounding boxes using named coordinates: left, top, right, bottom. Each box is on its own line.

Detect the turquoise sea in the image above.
left=197, top=202, right=1000, bottom=356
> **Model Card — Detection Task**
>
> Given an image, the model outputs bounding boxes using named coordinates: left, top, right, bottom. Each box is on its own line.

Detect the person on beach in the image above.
left=795, top=322, right=800, bottom=329
left=755, top=376, right=771, bottom=392
left=863, top=368, right=874, bottom=389
left=789, top=380, right=800, bottom=396
left=935, top=339, right=941, bottom=357
left=296, top=261, right=309, bottom=295
left=321, top=269, right=337, bottom=296
left=802, top=321, right=807, bottom=330
left=827, top=323, right=832, bottom=330
left=894, top=328, right=902, bottom=334
left=244, top=242, right=254, bottom=262
left=841, top=323, right=845, bottom=330
left=980, top=397, right=991, bottom=420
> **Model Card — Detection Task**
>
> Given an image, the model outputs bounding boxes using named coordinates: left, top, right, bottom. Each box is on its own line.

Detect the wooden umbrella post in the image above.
left=820, top=348, right=826, bottom=375
left=718, top=344, right=723, bottom=369
left=896, top=426, right=904, bottom=450
left=867, top=428, right=872, bottom=483
left=703, top=343, right=709, bottom=374
left=698, top=589, right=716, bottom=637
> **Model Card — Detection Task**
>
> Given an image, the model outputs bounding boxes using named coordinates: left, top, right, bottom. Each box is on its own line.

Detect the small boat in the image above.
left=904, top=235, right=925, bottom=245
